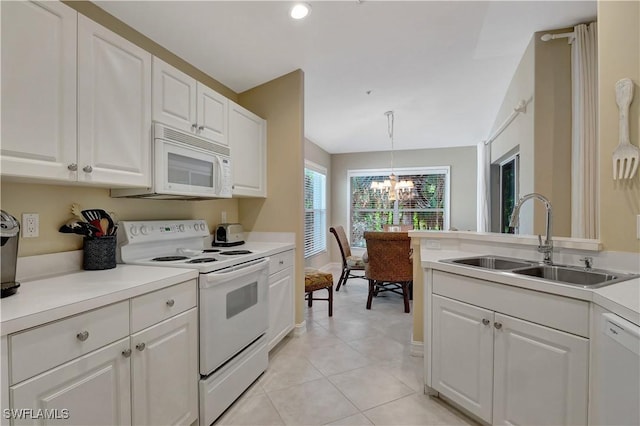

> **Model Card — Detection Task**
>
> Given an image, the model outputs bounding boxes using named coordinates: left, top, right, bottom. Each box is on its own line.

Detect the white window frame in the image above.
left=347, top=166, right=450, bottom=247
left=304, top=160, right=327, bottom=258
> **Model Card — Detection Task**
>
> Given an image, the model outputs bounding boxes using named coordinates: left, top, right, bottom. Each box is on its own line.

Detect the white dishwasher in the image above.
left=592, top=312, right=640, bottom=426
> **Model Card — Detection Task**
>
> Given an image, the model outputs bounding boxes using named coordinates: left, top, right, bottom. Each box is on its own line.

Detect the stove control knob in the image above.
left=178, top=224, right=185, bottom=232
left=140, top=225, right=149, bottom=235
left=199, top=223, right=205, bottom=231
left=130, top=225, right=139, bottom=236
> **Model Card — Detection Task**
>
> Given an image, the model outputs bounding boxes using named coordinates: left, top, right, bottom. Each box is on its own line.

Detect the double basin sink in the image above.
left=441, top=255, right=639, bottom=289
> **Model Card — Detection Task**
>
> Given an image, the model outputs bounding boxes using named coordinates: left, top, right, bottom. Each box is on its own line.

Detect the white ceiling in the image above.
left=96, top=1, right=596, bottom=154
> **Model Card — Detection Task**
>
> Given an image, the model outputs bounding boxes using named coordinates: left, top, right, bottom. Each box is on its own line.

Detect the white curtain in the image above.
left=477, top=140, right=490, bottom=232
left=571, top=22, right=598, bottom=239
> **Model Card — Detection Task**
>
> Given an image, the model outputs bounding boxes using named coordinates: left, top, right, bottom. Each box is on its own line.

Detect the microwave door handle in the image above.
left=216, top=156, right=223, bottom=194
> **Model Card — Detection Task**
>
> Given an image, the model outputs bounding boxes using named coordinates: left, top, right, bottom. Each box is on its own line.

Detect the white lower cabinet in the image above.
left=131, top=308, right=198, bottom=426
left=267, top=250, right=295, bottom=350
left=6, top=280, right=198, bottom=426
left=431, top=281, right=589, bottom=425
left=11, top=337, right=132, bottom=426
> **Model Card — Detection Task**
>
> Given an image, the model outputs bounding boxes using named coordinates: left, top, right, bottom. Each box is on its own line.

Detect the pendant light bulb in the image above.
left=290, top=3, right=311, bottom=20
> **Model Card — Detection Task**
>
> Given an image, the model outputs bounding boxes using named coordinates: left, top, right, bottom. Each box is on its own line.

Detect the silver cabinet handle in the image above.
left=76, top=331, right=89, bottom=341
left=67, top=163, right=78, bottom=171
left=494, top=322, right=503, bottom=330
left=136, top=343, right=146, bottom=351
left=279, top=260, right=284, bottom=265
left=191, top=123, right=198, bottom=131
left=198, top=125, right=204, bottom=131
left=166, top=299, right=175, bottom=307
left=82, top=165, right=93, bottom=173
left=122, top=348, right=132, bottom=358
left=482, top=319, right=490, bottom=326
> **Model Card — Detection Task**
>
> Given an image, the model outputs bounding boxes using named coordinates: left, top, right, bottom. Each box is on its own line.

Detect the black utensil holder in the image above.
left=83, top=236, right=116, bottom=270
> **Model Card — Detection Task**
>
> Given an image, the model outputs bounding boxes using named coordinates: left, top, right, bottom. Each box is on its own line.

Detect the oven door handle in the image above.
left=200, top=257, right=270, bottom=288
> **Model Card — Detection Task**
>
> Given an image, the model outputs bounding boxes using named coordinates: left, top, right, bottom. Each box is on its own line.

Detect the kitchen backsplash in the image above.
left=1, top=182, right=238, bottom=257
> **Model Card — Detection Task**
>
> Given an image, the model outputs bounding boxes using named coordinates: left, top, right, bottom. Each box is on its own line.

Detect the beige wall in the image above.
left=1, top=182, right=238, bottom=256
left=304, top=139, right=332, bottom=270
left=237, top=70, right=306, bottom=324
left=489, top=31, right=572, bottom=237
left=598, top=0, right=640, bottom=253
left=330, top=146, right=477, bottom=263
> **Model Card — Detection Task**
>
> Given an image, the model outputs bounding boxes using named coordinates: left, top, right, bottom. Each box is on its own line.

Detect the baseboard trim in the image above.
left=410, top=339, right=424, bottom=357
left=293, top=321, right=307, bottom=336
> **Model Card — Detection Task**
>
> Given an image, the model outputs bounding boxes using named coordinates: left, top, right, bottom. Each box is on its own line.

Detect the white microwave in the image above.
left=112, top=123, right=232, bottom=199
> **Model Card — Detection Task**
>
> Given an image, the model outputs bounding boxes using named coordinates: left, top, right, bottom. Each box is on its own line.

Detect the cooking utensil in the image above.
left=82, top=209, right=115, bottom=234
left=71, top=203, right=84, bottom=221
left=100, top=218, right=109, bottom=236
left=613, top=78, right=639, bottom=180
left=59, top=220, right=101, bottom=237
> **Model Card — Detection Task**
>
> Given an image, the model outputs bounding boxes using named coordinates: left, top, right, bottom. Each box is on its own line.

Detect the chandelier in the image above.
left=370, top=111, right=414, bottom=201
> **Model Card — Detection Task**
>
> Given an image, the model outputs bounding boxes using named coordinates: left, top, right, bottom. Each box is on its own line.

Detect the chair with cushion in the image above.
left=329, top=226, right=365, bottom=291
left=304, top=268, right=334, bottom=316
left=363, top=231, right=413, bottom=313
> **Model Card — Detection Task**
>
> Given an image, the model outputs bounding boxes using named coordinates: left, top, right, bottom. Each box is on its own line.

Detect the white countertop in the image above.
left=1, top=265, right=199, bottom=336
left=420, top=246, right=640, bottom=326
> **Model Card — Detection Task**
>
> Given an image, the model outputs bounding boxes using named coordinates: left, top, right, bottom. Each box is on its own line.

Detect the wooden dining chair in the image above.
left=329, top=226, right=365, bottom=291
left=363, top=231, right=413, bottom=313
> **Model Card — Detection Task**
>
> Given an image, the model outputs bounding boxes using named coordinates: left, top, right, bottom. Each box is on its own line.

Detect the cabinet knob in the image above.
left=166, top=299, right=175, bottom=307
left=494, top=322, right=503, bottom=330
left=136, top=343, right=146, bottom=351
left=482, top=319, right=490, bottom=326
left=279, top=260, right=284, bottom=265
left=122, top=348, right=132, bottom=358
left=76, top=331, right=89, bottom=341
left=191, top=123, right=198, bottom=131
left=198, top=126, right=204, bottom=131
left=67, top=163, right=78, bottom=171
left=82, top=165, right=93, bottom=173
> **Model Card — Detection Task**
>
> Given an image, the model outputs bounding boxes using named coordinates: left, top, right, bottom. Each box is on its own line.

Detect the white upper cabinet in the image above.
left=77, top=15, right=151, bottom=187
left=228, top=100, right=267, bottom=197
left=152, top=57, right=228, bottom=145
left=1, top=0, right=77, bottom=180
left=1, top=1, right=151, bottom=187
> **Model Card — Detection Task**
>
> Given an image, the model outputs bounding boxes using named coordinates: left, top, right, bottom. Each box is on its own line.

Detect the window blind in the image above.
left=304, top=165, right=327, bottom=258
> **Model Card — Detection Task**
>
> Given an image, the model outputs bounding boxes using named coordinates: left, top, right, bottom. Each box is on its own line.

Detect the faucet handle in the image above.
left=538, top=235, right=542, bottom=246
left=579, top=257, right=593, bottom=270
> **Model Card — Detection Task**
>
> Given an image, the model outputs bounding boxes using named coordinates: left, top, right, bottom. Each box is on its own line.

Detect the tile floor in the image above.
left=215, top=266, right=478, bottom=426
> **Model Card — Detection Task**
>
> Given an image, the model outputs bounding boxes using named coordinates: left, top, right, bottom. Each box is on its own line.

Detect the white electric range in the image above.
left=117, top=219, right=271, bottom=425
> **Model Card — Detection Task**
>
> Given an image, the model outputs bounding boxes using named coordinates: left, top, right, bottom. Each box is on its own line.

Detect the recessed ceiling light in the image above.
left=290, top=3, right=311, bottom=20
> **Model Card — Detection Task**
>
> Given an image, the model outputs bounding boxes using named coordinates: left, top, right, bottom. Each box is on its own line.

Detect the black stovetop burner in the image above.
left=187, top=257, right=217, bottom=264
left=152, top=256, right=189, bottom=262
left=219, top=250, right=253, bottom=256
left=202, top=249, right=221, bottom=253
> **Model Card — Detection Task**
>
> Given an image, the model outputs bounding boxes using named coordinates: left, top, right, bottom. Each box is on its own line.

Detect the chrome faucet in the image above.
left=509, top=193, right=554, bottom=264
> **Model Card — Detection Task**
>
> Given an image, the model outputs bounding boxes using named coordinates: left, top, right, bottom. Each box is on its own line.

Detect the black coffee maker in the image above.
left=1, top=210, right=21, bottom=297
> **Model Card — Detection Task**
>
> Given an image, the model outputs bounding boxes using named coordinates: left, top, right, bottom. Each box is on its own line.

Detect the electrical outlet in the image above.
left=22, top=213, right=39, bottom=238
left=221, top=211, right=227, bottom=223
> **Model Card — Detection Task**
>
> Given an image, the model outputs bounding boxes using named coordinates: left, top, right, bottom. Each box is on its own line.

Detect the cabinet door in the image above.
left=493, top=313, right=588, bottom=426
left=152, top=57, right=197, bottom=134
left=77, top=15, right=151, bottom=187
left=11, top=338, right=131, bottom=426
left=131, top=308, right=198, bottom=426
left=0, top=0, right=77, bottom=181
left=268, top=267, right=294, bottom=350
left=432, top=295, right=494, bottom=423
left=229, top=101, right=267, bottom=197
left=197, top=83, right=228, bottom=145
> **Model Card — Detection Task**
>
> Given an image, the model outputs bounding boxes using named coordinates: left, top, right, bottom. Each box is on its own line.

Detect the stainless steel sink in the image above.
left=511, top=265, right=639, bottom=288
left=443, top=255, right=534, bottom=270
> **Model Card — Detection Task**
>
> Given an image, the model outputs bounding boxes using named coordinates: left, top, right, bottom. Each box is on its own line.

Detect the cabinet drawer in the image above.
left=432, top=271, right=590, bottom=337
left=269, top=251, right=294, bottom=275
left=10, top=301, right=129, bottom=385
left=131, top=279, right=197, bottom=333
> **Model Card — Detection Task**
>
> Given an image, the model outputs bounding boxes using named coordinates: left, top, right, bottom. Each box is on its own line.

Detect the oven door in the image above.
left=199, top=258, right=269, bottom=376
left=155, top=139, right=224, bottom=198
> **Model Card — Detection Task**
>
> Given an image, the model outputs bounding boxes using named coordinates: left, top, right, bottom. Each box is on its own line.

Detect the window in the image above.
left=304, top=161, right=327, bottom=258
left=499, top=154, right=519, bottom=234
left=348, top=167, right=450, bottom=248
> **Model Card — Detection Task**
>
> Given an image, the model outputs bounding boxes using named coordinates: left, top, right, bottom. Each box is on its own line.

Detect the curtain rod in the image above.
left=540, top=31, right=575, bottom=42
left=484, top=100, right=527, bottom=146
